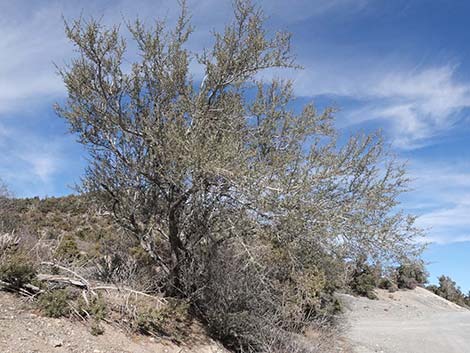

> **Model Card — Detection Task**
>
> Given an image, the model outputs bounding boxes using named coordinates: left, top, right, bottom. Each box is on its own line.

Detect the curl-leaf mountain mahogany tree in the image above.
left=57, top=0, right=422, bottom=293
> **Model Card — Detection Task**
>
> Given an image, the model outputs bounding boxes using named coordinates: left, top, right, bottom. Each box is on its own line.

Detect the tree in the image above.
left=57, top=1, right=423, bottom=349
left=396, top=261, right=428, bottom=289
left=57, top=0, right=422, bottom=293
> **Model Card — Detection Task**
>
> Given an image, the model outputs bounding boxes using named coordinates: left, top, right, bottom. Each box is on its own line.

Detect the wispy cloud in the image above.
left=0, top=3, right=68, bottom=113
left=369, top=66, right=470, bottom=148
left=22, top=153, right=59, bottom=183
left=0, top=123, right=82, bottom=197
left=405, top=161, right=470, bottom=244
left=294, top=62, right=470, bottom=149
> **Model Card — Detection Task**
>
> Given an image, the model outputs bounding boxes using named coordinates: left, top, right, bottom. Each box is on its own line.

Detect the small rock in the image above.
left=50, top=339, right=63, bottom=347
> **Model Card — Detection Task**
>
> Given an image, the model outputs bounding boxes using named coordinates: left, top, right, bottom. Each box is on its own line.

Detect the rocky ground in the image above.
left=341, top=287, right=470, bottom=353
left=0, top=291, right=226, bottom=353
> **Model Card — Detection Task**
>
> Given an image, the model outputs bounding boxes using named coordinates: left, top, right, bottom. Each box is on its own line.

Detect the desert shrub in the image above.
left=133, top=299, right=190, bottom=340
left=76, top=294, right=108, bottom=334
left=0, top=233, right=20, bottom=257
left=77, top=294, right=108, bottom=321
left=92, top=241, right=163, bottom=291
left=260, top=326, right=342, bottom=353
left=428, top=275, right=467, bottom=307
left=349, top=258, right=379, bottom=299
left=55, top=0, right=424, bottom=350
left=38, top=289, right=74, bottom=318
left=0, top=201, right=23, bottom=233
left=75, top=226, right=92, bottom=240
left=465, top=292, right=470, bottom=307
left=38, top=289, right=108, bottom=331
left=183, top=240, right=342, bottom=352
left=426, top=284, right=439, bottom=294
left=55, top=234, right=80, bottom=261
left=0, top=182, right=21, bottom=233
left=0, top=255, right=37, bottom=289
left=378, top=277, right=398, bottom=293
left=396, top=262, right=428, bottom=289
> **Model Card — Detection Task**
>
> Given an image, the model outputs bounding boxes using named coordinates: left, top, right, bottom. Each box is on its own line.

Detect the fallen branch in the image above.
left=0, top=279, right=42, bottom=296
left=92, top=285, right=167, bottom=306
left=39, top=262, right=96, bottom=295
left=36, top=274, right=88, bottom=289
left=1, top=266, right=167, bottom=308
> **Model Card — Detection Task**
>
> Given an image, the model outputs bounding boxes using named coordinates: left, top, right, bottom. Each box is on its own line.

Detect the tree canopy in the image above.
left=57, top=1, right=424, bottom=350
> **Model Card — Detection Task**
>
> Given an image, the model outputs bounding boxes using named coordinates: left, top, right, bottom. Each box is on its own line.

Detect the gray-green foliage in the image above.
left=38, top=289, right=73, bottom=318
left=56, top=0, right=424, bottom=350
left=396, top=261, right=428, bottom=289
left=428, top=275, right=468, bottom=307
left=0, top=179, right=15, bottom=232
left=0, top=255, right=37, bottom=289
left=350, top=257, right=380, bottom=299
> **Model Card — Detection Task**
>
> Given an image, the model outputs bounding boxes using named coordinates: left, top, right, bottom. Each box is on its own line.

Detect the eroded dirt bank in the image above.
left=0, top=291, right=226, bottom=353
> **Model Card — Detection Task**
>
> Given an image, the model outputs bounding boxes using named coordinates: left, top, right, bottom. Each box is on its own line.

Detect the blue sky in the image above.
left=1, top=0, right=470, bottom=291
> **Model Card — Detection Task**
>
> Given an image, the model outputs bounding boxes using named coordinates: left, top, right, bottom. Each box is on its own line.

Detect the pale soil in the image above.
left=341, top=287, right=470, bottom=353
left=0, top=291, right=227, bottom=353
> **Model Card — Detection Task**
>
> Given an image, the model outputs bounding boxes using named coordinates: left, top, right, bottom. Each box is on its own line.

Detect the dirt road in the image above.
left=341, top=287, right=470, bottom=353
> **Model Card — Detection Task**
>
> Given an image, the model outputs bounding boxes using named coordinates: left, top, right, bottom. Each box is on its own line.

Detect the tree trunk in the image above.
left=167, top=206, right=184, bottom=296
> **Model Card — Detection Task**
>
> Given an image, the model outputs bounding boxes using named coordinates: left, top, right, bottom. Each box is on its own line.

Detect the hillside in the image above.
left=342, top=287, right=470, bottom=353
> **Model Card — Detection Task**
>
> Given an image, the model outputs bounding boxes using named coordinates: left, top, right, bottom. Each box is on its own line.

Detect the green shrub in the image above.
left=427, top=284, right=439, bottom=295
left=133, top=299, right=190, bottom=340
left=427, top=275, right=468, bottom=307
left=378, top=278, right=398, bottom=293
left=38, top=289, right=73, bottom=318
left=77, top=294, right=107, bottom=321
left=350, top=258, right=379, bottom=299
left=0, top=256, right=37, bottom=289
left=396, top=262, right=428, bottom=289
left=55, top=235, right=80, bottom=260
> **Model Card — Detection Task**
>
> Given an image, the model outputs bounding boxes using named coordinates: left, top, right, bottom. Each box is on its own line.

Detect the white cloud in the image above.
left=0, top=127, right=83, bottom=197
left=405, top=161, right=470, bottom=244
left=24, top=154, right=59, bottom=182
left=0, top=4, right=68, bottom=113
left=294, top=62, right=470, bottom=149
left=372, top=66, right=470, bottom=147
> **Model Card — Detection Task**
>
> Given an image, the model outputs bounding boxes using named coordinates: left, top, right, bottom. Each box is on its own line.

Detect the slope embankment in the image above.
left=0, top=291, right=227, bottom=353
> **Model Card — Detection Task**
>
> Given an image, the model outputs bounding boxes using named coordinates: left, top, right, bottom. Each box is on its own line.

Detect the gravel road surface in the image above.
left=341, top=287, right=470, bottom=353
